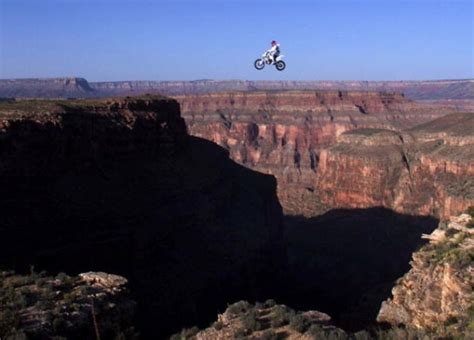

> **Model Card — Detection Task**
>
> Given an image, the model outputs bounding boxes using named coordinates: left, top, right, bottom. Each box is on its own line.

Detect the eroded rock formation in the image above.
left=377, top=213, right=474, bottom=337
left=0, top=96, right=284, bottom=338
left=317, top=113, right=474, bottom=219
left=176, top=91, right=471, bottom=217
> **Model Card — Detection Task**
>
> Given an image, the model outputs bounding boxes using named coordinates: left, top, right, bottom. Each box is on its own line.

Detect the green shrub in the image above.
left=445, top=228, right=459, bottom=238
left=212, top=321, right=224, bottom=330
left=234, top=327, right=251, bottom=338
left=62, top=292, right=75, bottom=305
left=445, top=316, right=458, bottom=326
left=289, top=314, right=311, bottom=333
left=242, top=309, right=263, bottom=332
left=306, top=325, right=348, bottom=340
left=306, top=324, right=324, bottom=337
left=467, top=206, right=474, bottom=218
left=374, top=326, right=428, bottom=340
left=467, top=220, right=474, bottom=229
left=0, top=309, right=20, bottom=335
left=264, top=299, right=276, bottom=308
left=445, top=248, right=473, bottom=268
left=270, top=305, right=293, bottom=328
left=352, top=330, right=373, bottom=340
left=260, top=329, right=279, bottom=340
left=227, top=301, right=252, bottom=316
left=56, top=272, right=68, bottom=281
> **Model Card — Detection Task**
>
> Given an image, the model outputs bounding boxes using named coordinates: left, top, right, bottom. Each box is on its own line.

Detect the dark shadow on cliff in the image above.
left=0, top=103, right=441, bottom=337
left=276, top=208, right=438, bottom=331
left=0, top=110, right=284, bottom=339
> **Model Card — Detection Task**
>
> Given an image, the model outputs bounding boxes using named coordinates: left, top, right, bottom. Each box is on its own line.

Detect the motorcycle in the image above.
left=254, top=51, right=286, bottom=71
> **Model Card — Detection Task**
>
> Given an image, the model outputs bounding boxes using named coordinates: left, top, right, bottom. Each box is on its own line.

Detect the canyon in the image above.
left=0, top=90, right=472, bottom=339
left=177, top=91, right=474, bottom=219
left=0, top=96, right=284, bottom=338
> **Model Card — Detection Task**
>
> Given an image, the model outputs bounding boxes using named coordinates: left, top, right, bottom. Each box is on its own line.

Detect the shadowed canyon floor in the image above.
left=0, top=95, right=470, bottom=339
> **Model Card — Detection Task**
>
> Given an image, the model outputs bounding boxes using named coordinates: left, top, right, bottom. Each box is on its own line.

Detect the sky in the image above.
left=0, top=0, right=473, bottom=81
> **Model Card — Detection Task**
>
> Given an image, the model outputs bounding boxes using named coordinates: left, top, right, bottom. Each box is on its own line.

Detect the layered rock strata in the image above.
left=317, top=113, right=474, bottom=219
left=91, top=79, right=474, bottom=100
left=176, top=91, right=469, bottom=217
left=1, top=78, right=473, bottom=100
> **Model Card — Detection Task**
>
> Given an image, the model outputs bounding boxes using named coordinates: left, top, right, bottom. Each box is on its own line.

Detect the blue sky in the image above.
left=0, top=0, right=472, bottom=81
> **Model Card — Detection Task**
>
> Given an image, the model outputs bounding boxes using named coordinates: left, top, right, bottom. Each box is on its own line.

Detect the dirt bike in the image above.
left=254, top=51, right=286, bottom=71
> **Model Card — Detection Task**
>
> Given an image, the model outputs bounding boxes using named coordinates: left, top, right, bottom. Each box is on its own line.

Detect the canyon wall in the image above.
left=0, top=96, right=284, bottom=338
left=91, top=79, right=474, bottom=100
left=377, top=213, right=473, bottom=338
left=317, top=113, right=474, bottom=219
left=176, top=91, right=472, bottom=218
left=1, top=78, right=473, bottom=100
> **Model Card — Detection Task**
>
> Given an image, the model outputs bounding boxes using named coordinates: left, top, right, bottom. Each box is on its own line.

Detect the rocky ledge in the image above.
left=0, top=271, right=136, bottom=339
left=172, top=300, right=434, bottom=340
left=377, top=211, right=474, bottom=337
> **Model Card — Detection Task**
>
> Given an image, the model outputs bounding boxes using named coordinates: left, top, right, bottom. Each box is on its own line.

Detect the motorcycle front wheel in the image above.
left=275, top=61, right=286, bottom=71
left=254, top=59, right=265, bottom=70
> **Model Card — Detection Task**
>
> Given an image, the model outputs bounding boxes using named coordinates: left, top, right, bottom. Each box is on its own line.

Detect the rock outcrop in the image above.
left=317, top=113, right=474, bottom=219
left=0, top=270, right=136, bottom=339
left=0, top=95, right=284, bottom=338
left=176, top=91, right=469, bottom=217
left=377, top=212, right=474, bottom=337
left=172, top=300, right=347, bottom=340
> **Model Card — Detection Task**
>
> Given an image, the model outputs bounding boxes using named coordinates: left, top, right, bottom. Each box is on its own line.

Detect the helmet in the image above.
left=271, top=40, right=277, bottom=45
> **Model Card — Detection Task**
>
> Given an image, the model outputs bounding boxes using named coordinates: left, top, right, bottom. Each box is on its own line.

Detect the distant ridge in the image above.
left=0, top=77, right=473, bottom=100
left=0, top=77, right=97, bottom=98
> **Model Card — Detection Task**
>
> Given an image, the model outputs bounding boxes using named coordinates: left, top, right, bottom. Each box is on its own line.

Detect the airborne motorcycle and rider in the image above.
left=254, top=40, right=286, bottom=71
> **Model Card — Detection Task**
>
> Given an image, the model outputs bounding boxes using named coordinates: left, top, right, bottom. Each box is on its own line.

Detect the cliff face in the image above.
left=0, top=77, right=97, bottom=98
left=377, top=213, right=474, bottom=337
left=2, top=78, right=473, bottom=100
left=0, top=96, right=284, bottom=338
left=176, top=91, right=467, bottom=217
left=317, top=113, right=474, bottom=219
left=91, top=79, right=474, bottom=100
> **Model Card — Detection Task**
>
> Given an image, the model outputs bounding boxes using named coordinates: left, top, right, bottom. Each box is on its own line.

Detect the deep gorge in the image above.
left=0, top=94, right=471, bottom=338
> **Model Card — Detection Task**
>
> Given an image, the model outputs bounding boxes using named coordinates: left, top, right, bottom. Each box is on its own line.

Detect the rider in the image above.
left=269, top=40, right=280, bottom=64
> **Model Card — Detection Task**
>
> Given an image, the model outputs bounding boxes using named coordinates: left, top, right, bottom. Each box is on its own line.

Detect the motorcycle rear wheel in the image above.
left=254, top=59, right=265, bottom=70
left=275, top=61, right=286, bottom=71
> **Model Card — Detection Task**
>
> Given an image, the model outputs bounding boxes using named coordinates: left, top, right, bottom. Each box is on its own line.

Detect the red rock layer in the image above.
left=316, top=113, right=474, bottom=219
left=176, top=91, right=465, bottom=217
